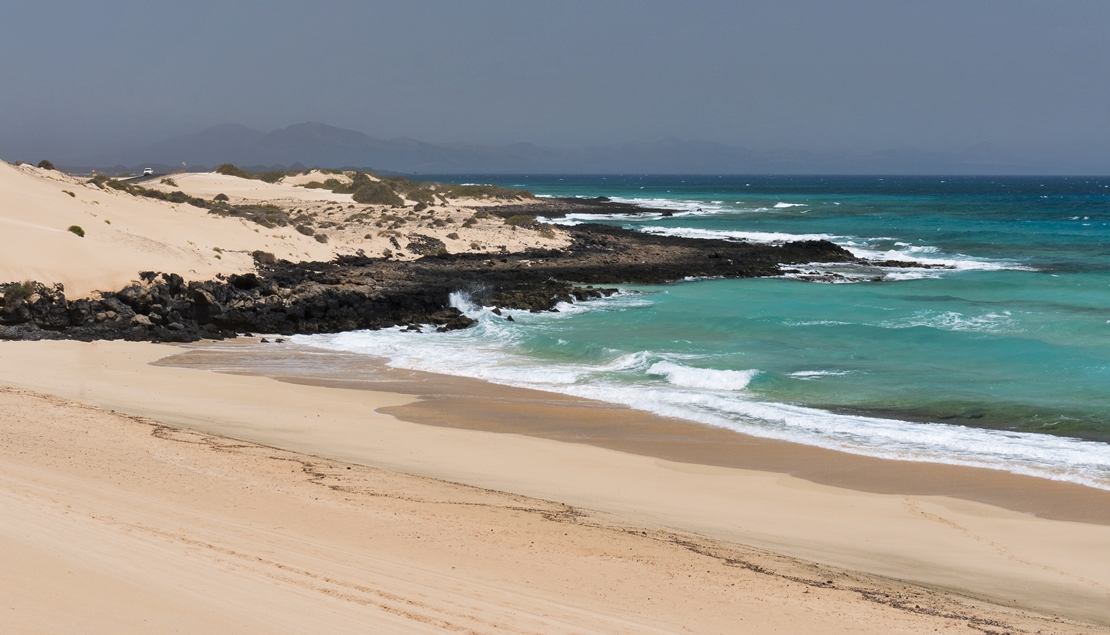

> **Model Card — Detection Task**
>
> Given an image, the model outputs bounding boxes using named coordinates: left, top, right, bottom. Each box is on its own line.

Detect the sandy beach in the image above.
left=1, top=340, right=1108, bottom=633
left=3, top=160, right=1110, bottom=632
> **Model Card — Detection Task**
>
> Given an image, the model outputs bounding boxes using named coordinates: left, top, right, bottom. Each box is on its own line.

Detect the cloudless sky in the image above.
left=2, top=0, right=1108, bottom=166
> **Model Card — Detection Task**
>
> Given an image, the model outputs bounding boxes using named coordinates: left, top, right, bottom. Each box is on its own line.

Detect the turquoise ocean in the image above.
left=297, top=175, right=1110, bottom=489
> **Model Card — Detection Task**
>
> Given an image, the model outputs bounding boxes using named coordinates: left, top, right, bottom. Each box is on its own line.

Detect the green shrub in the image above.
left=295, top=224, right=315, bottom=236
left=67, top=225, right=85, bottom=237
left=209, top=203, right=290, bottom=228
left=3, top=281, right=34, bottom=304
left=215, top=163, right=250, bottom=178
left=13, top=160, right=24, bottom=166
left=407, top=189, right=436, bottom=204
left=160, top=177, right=178, bottom=187
left=252, top=250, right=277, bottom=265
left=314, top=233, right=329, bottom=243
left=97, top=176, right=210, bottom=208
left=62, top=190, right=75, bottom=197
left=446, top=232, right=459, bottom=240
left=254, top=171, right=285, bottom=184
left=504, top=215, right=538, bottom=228
left=37, top=160, right=55, bottom=170
left=214, top=193, right=229, bottom=201
left=352, top=182, right=404, bottom=206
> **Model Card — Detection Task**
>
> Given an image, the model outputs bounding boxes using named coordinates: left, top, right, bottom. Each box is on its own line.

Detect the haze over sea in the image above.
left=299, top=175, right=1110, bottom=490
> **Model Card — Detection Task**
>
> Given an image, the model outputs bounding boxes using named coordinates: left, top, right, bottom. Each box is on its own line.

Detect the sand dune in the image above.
left=0, top=162, right=337, bottom=296
left=148, top=170, right=355, bottom=203
left=0, top=162, right=571, bottom=295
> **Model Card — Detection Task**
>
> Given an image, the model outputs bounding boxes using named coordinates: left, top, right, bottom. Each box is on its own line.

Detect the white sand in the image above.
left=147, top=171, right=355, bottom=203
left=0, top=162, right=571, bottom=289
left=0, top=163, right=339, bottom=295
left=1, top=340, right=1108, bottom=628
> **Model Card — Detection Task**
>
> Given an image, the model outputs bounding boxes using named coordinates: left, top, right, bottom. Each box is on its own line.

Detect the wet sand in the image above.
left=160, top=342, right=1110, bottom=526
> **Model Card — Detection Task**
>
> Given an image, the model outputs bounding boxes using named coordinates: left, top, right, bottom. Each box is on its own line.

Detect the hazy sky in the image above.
left=2, top=0, right=1108, bottom=165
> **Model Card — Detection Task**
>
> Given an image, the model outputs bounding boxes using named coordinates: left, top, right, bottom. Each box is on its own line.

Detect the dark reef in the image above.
left=1, top=223, right=857, bottom=343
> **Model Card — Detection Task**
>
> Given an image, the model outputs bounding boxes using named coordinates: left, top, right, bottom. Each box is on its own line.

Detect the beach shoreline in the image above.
left=6, top=381, right=1105, bottom=634
left=2, top=339, right=1109, bottom=629
left=158, top=340, right=1110, bottom=526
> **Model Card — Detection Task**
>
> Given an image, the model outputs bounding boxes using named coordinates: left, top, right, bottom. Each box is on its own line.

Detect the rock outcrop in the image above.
left=1, top=223, right=857, bottom=343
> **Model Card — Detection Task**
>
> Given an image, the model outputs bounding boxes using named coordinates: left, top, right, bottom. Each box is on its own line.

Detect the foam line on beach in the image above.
left=296, top=294, right=1110, bottom=491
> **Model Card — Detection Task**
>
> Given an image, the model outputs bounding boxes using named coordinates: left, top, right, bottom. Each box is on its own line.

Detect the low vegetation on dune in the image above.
left=73, top=164, right=560, bottom=257
left=208, top=202, right=292, bottom=228
left=351, top=181, right=404, bottom=206
left=211, top=163, right=533, bottom=204
left=503, top=214, right=539, bottom=228
left=2, top=281, right=34, bottom=304
left=92, top=174, right=211, bottom=209
left=215, top=163, right=285, bottom=184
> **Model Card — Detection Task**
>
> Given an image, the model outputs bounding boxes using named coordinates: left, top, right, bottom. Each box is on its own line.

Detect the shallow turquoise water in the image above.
left=300, top=175, right=1110, bottom=487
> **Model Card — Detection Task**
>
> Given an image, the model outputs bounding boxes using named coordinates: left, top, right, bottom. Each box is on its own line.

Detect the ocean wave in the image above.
left=647, top=361, right=757, bottom=391
left=636, top=226, right=1033, bottom=280
left=638, top=226, right=840, bottom=243
left=532, top=194, right=1031, bottom=278
left=295, top=314, right=1110, bottom=489
left=848, top=244, right=1032, bottom=273
left=882, top=310, right=1018, bottom=334
left=607, top=196, right=735, bottom=214
left=790, top=370, right=854, bottom=380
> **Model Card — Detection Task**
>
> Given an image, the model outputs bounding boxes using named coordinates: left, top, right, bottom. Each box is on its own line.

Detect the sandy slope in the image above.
left=0, top=162, right=571, bottom=296
left=0, top=162, right=336, bottom=295
left=151, top=171, right=355, bottom=203
left=1, top=340, right=1108, bottom=632
left=144, top=171, right=573, bottom=256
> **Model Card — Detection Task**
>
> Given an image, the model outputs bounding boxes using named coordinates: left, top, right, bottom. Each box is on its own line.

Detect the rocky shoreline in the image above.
left=1, top=218, right=857, bottom=343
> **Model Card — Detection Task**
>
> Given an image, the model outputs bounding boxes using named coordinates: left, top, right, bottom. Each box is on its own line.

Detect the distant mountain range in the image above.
left=72, top=121, right=1055, bottom=175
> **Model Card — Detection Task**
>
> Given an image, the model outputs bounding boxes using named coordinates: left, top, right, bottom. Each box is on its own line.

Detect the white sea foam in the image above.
left=883, top=310, right=1018, bottom=334
left=294, top=297, right=1110, bottom=491
left=535, top=196, right=1029, bottom=280
left=607, top=196, right=734, bottom=214
left=638, top=226, right=840, bottom=243
left=790, top=370, right=854, bottom=379
left=635, top=226, right=1032, bottom=281
left=648, top=361, right=757, bottom=391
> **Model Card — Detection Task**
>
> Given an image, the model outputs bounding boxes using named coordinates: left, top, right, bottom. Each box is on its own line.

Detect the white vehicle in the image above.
left=143, top=168, right=153, bottom=176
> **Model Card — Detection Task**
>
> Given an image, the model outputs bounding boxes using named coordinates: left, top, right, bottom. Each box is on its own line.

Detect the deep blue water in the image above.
left=300, top=175, right=1110, bottom=488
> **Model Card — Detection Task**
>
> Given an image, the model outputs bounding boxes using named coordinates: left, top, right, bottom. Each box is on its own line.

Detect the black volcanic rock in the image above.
left=1, top=225, right=856, bottom=343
